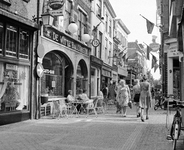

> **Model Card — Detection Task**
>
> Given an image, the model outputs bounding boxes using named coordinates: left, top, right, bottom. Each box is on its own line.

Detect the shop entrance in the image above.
left=41, top=51, right=73, bottom=97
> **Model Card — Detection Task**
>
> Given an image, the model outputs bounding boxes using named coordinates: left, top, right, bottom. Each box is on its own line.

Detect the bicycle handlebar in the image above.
left=172, top=99, right=184, bottom=108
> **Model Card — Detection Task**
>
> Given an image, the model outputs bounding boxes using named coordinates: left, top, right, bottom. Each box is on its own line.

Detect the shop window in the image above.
left=19, top=29, right=29, bottom=59
left=41, top=52, right=65, bottom=96
left=76, top=63, right=87, bottom=95
left=0, top=62, right=30, bottom=112
left=91, top=68, right=95, bottom=96
left=6, top=24, right=17, bottom=57
left=0, top=22, right=3, bottom=55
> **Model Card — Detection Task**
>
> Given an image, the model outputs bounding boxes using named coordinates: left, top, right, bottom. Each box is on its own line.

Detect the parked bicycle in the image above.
left=167, top=99, right=184, bottom=150
left=154, top=95, right=166, bottom=110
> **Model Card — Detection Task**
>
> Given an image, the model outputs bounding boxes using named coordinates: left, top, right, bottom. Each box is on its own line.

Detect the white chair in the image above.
left=86, top=99, right=97, bottom=117
left=96, top=98, right=105, bottom=114
left=52, top=100, right=68, bottom=119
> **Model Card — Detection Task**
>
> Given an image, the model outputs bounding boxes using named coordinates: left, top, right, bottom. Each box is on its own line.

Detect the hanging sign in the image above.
left=36, top=63, right=44, bottom=78
left=92, top=38, right=100, bottom=47
left=49, top=0, right=65, bottom=10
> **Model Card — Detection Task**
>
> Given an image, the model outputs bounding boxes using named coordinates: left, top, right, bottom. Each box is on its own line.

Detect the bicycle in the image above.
left=167, top=99, right=184, bottom=150
left=154, top=95, right=166, bottom=110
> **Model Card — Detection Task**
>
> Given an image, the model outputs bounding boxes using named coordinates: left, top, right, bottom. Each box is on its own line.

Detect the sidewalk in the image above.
left=0, top=106, right=183, bottom=150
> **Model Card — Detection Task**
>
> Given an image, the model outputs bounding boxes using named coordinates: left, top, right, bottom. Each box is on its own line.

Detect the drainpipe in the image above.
left=35, top=0, right=40, bottom=119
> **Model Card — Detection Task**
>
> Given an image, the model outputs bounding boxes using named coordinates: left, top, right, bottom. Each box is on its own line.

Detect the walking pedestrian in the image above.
left=108, top=80, right=116, bottom=103
left=115, top=80, right=122, bottom=114
left=132, top=79, right=141, bottom=117
left=139, top=75, right=152, bottom=122
left=102, top=84, right=108, bottom=109
left=116, top=79, right=131, bottom=117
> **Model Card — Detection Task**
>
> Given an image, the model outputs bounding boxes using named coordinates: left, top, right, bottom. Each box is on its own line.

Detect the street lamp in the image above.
left=41, top=11, right=54, bottom=26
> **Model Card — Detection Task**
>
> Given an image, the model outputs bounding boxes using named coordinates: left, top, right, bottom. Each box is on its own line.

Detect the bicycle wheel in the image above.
left=171, top=123, right=179, bottom=150
left=154, top=105, right=158, bottom=110
left=173, top=139, right=177, bottom=150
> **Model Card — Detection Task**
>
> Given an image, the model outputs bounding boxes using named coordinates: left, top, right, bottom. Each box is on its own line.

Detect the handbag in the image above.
left=128, top=101, right=132, bottom=109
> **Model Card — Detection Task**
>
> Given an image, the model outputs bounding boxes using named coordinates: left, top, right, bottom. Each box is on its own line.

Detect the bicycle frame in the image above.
left=171, top=109, right=182, bottom=140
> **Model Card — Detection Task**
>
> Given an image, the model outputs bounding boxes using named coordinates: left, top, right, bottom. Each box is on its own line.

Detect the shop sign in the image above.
left=43, top=26, right=89, bottom=55
left=6, top=64, right=18, bottom=70
left=44, top=69, right=55, bottom=74
left=90, top=55, right=103, bottom=66
left=49, top=8, right=63, bottom=16
left=149, top=42, right=160, bottom=52
left=102, top=69, right=111, bottom=78
left=49, top=0, right=65, bottom=10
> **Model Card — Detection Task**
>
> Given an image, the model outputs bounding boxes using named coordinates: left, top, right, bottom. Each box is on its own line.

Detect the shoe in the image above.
left=146, top=116, right=149, bottom=120
left=137, top=113, right=140, bottom=118
left=123, top=114, right=126, bottom=117
left=141, top=118, right=144, bottom=122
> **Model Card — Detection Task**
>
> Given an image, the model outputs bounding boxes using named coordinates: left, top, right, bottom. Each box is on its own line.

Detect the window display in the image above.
left=0, top=63, right=30, bottom=112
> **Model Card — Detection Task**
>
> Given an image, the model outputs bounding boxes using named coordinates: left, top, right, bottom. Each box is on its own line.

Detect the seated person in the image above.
left=77, top=89, right=93, bottom=113
left=79, top=89, right=93, bottom=103
left=66, top=90, right=75, bottom=103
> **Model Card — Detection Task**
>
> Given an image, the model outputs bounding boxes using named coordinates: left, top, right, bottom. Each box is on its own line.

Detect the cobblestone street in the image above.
left=0, top=105, right=183, bottom=150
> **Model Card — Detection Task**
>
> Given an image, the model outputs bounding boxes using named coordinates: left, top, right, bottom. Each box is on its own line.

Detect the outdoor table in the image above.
left=71, top=100, right=94, bottom=116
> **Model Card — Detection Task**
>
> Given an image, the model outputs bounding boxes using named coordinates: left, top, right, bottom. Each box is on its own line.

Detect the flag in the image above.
left=147, top=45, right=152, bottom=60
left=146, top=19, right=154, bottom=34
left=154, top=63, right=159, bottom=72
left=140, top=14, right=154, bottom=34
left=151, top=54, right=157, bottom=69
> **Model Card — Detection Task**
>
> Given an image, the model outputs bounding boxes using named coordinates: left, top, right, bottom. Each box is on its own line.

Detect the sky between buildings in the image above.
left=110, top=0, right=161, bottom=80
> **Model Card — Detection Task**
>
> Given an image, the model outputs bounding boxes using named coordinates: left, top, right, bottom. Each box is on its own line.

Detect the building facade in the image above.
left=0, top=0, right=38, bottom=124
left=39, top=0, right=92, bottom=101
left=90, top=0, right=104, bottom=98
left=101, top=0, right=116, bottom=87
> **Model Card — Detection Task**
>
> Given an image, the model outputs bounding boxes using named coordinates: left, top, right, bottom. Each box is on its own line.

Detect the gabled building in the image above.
left=113, top=19, right=130, bottom=81
left=127, top=41, right=145, bottom=85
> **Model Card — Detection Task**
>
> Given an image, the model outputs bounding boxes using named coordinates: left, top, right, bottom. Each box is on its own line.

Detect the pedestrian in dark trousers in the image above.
left=132, top=79, right=141, bottom=117
left=115, top=81, right=122, bottom=113
left=102, top=84, right=108, bottom=109
left=108, top=80, right=116, bottom=103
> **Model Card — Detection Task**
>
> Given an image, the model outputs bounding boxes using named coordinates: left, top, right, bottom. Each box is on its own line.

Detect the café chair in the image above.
left=52, top=100, right=68, bottom=119
left=86, top=99, right=98, bottom=118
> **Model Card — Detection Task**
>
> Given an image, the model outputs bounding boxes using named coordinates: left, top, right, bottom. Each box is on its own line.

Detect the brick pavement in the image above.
left=0, top=105, right=183, bottom=150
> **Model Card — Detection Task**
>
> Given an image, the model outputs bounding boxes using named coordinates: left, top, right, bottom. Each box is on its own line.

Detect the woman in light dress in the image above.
left=132, top=79, right=141, bottom=117
left=139, top=75, right=152, bottom=122
left=116, top=79, right=131, bottom=117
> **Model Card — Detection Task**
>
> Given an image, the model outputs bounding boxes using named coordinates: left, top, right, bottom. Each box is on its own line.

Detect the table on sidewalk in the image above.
left=70, top=100, right=94, bottom=116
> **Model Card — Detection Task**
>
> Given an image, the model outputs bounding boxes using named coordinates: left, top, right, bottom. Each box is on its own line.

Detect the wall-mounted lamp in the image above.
left=33, top=10, right=54, bottom=27
left=41, top=11, right=54, bottom=26
left=68, top=22, right=78, bottom=34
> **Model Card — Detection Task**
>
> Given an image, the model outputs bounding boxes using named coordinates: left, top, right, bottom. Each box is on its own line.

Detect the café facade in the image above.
left=40, top=25, right=91, bottom=100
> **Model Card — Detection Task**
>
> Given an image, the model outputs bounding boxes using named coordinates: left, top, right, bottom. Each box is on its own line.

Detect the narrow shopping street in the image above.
left=0, top=104, right=183, bottom=150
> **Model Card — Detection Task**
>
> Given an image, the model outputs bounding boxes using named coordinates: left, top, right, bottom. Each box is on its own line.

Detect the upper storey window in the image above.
left=78, top=9, right=88, bottom=41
